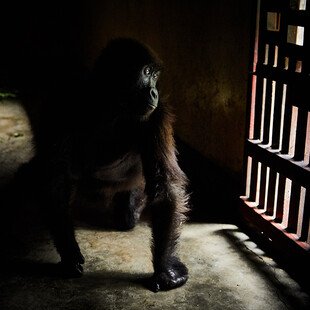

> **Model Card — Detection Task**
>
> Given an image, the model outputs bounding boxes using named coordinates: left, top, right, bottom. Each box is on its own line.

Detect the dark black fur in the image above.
left=32, top=38, right=189, bottom=291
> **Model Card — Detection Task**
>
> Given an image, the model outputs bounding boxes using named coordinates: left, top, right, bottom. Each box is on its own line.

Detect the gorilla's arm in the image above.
left=141, top=105, right=189, bottom=292
left=42, top=138, right=85, bottom=276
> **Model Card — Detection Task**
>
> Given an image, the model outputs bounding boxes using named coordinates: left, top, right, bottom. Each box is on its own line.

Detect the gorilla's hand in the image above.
left=148, top=257, right=188, bottom=292
left=59, top=247, right=85, bottom=278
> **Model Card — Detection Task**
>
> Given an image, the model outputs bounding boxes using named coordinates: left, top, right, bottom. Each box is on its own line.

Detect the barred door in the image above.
left=240, top=0, right=309, bottom=282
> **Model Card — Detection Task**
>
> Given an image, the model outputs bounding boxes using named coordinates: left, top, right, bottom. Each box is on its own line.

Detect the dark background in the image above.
left=0, top=0, right=255, bottom=221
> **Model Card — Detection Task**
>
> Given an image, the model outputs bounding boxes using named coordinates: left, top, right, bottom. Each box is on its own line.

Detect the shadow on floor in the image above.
left=215, top=227, right=310, bottom=307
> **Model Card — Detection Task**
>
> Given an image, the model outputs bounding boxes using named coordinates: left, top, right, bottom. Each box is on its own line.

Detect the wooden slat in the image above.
left=254, top=68, right=310, bottom=111
left=258, top=164, right=268, bottom=209
left=240, top=0, right=310, bottom=291
left=280, top=96, right=293, bottom=154
left=287, top=182, right=301, bottom=233
left=266, top=169, right=277, bottom=216
left=249, top=158, right=259, bottom=202
left=271, top=82, right=284, bottom=149
left=240, top=197, right=310, bottom=252
left=294, top=108, right=308, bottom=160
left=253, top=77, right=264, bottom=140
left=300, top=187, right=310, bottom=241
left=246, top=140, right=310, bottom=186
left=274, top=174, right=286, bottom=222
left=262, top=79, right=273, bottom=144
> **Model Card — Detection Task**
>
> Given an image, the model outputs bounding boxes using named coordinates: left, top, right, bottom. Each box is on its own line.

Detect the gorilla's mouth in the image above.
left=148, top=102, right=158, bottom=110
left=136, top=98, right=157, bottom=113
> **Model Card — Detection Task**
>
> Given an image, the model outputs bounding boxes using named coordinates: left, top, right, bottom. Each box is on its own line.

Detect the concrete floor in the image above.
left=0, top=99, right=309, bottom=310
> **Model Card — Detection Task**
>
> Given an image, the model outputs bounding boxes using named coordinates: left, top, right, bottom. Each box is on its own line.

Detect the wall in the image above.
left=0, top=0, right=254, bottom=174
left=77, top=0, right=254, bottom=174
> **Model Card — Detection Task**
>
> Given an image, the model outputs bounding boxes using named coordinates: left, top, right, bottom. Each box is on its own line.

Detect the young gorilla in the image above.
left=41, top=38, right=189, bottom=292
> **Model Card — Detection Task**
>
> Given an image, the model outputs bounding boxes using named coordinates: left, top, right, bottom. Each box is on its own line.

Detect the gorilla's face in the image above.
left=92, top=38, right=162, bottom=120
left=129, top=64, right=161, bottom=119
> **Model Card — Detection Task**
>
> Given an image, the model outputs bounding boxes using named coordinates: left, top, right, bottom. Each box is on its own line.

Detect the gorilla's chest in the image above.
left=93, top=152, right=143, bottom=184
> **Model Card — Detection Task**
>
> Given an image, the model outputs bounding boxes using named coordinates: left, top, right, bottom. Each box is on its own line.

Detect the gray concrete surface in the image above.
left=0, top=99, right=309, bottom=309
left=0, top=221, right=309, bottom=310
left=0, top=99, right=34, bottom=186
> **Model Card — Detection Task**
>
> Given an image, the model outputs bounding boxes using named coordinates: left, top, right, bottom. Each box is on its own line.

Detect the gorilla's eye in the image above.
left=144, top=66, right=151, bottom=76
left=153, top=71, right=160, bottom=80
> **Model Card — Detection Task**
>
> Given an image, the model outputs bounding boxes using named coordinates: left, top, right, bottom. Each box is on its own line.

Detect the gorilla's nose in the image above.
left=150, top=88, right=158, bottom=101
